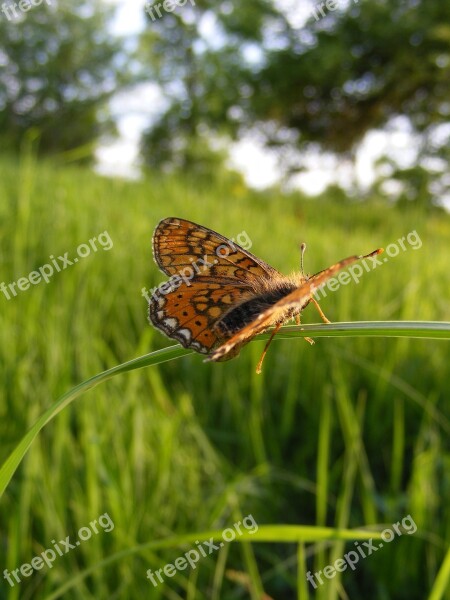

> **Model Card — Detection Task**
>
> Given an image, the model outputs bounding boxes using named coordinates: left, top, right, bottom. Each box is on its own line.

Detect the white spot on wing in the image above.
left=176, top=328, right=192, bottom=343
left=163, top=318, right=178, bottom=330
left=191, top=341, right=208, bottom=353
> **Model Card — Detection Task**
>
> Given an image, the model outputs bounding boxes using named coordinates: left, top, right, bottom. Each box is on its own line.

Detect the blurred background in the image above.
left=0, top=0, right=449, bottom=598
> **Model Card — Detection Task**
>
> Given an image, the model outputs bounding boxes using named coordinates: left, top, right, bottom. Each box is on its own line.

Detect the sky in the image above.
left=96, top=0, right=421, bottom=196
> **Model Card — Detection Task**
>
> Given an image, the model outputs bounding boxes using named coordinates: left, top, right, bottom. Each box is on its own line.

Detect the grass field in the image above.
left=0, top=152, right=449, bottom=600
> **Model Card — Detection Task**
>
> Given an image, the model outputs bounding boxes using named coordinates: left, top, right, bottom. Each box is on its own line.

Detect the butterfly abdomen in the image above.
left=214, top=282, right=298, bottom=337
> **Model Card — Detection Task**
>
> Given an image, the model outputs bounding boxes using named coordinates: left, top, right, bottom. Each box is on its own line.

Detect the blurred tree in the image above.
left=0, top=0, right=130, bottom=162
left=140, top=0, right=281, bottom=176
left=140, top=0, right=450, bottom=204
left=249, top=1, right=450, bottom=156
left=373, top=130, right=450, bottom=210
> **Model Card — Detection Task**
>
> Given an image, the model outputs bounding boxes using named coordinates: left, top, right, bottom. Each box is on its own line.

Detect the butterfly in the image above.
left=148, top=217, right=383, bottom=373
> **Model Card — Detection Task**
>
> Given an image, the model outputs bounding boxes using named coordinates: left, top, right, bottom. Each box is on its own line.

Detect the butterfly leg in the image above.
left=310, top=297, right=331, bottom=324
left=256, top=322, right=282, bottom=374
left=296, top=313, right=314, bottom=346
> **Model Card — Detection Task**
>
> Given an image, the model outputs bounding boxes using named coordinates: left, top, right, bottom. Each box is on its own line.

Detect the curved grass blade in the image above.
left=1, top=321, right=449, bottom=499
left=0, top=346, right=193, bottom=498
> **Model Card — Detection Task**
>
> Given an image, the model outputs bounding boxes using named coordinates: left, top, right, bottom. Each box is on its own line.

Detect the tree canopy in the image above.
left=1, top=0, right=449, bottom=204
left=140, top=0, right=450, bottom=204
left=0, top=0, right=129, bottom=161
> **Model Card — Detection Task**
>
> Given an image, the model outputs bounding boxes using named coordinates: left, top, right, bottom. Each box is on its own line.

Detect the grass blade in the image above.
left=428, top=545, right=450, bottom=600
left=0, top=346, right=192, bottom=498
left=275, top=321, right=450, bottom=340
left=1, top=320, right=449, bottom=499
left=43, top=525, right=382, bottom=600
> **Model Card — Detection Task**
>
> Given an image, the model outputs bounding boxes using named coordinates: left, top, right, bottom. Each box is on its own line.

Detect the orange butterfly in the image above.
left=148, top=217, right=383, bottom=373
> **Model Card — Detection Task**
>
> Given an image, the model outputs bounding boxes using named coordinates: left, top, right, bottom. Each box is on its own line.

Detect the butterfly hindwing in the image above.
left=149, top=278, right=253, bottom=354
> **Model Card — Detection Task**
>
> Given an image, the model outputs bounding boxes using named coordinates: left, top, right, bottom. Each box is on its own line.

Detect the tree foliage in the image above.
left=0, top=0, right=128, bottom=161
left=249, top=1, right=450, bottom=154
left=140, top=0, right=450, bottom=204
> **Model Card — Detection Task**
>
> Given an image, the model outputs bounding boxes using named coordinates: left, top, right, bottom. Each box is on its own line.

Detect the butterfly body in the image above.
left=214, top=275, right=305, bottom=338
left=148, top=217, right=383, bottom=372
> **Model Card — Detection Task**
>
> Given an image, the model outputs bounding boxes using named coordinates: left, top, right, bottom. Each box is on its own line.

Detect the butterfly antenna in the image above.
left=300, top=243, right=307, bottom=278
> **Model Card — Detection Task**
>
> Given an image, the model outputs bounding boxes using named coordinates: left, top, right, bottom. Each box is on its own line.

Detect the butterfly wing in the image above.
left=149, top=217, right=283, bottom=354
left=152, top=217, right=281, bottom=283
left=149, top=278, right=253, bottom=354
left=207, top=250, right=383, bottom=362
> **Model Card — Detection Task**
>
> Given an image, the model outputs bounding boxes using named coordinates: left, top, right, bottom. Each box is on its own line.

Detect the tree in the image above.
left=249, top=1, right=450, bottom=155
left=139, top=0, right=281, bottom=175
left=139, top=0, right=450, bottom=203
left=0, top=0, right=129, bottom=161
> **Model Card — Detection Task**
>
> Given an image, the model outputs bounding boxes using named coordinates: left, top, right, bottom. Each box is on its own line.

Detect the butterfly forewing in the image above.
left=153, top=217, right=280, bottom=284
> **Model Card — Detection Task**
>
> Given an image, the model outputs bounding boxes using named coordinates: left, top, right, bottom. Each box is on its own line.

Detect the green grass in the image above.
left=0, top=152, right=449, bottom=599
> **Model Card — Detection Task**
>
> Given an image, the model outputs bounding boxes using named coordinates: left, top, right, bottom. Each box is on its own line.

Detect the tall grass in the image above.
left=0, top=152, right=449, bottom=599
